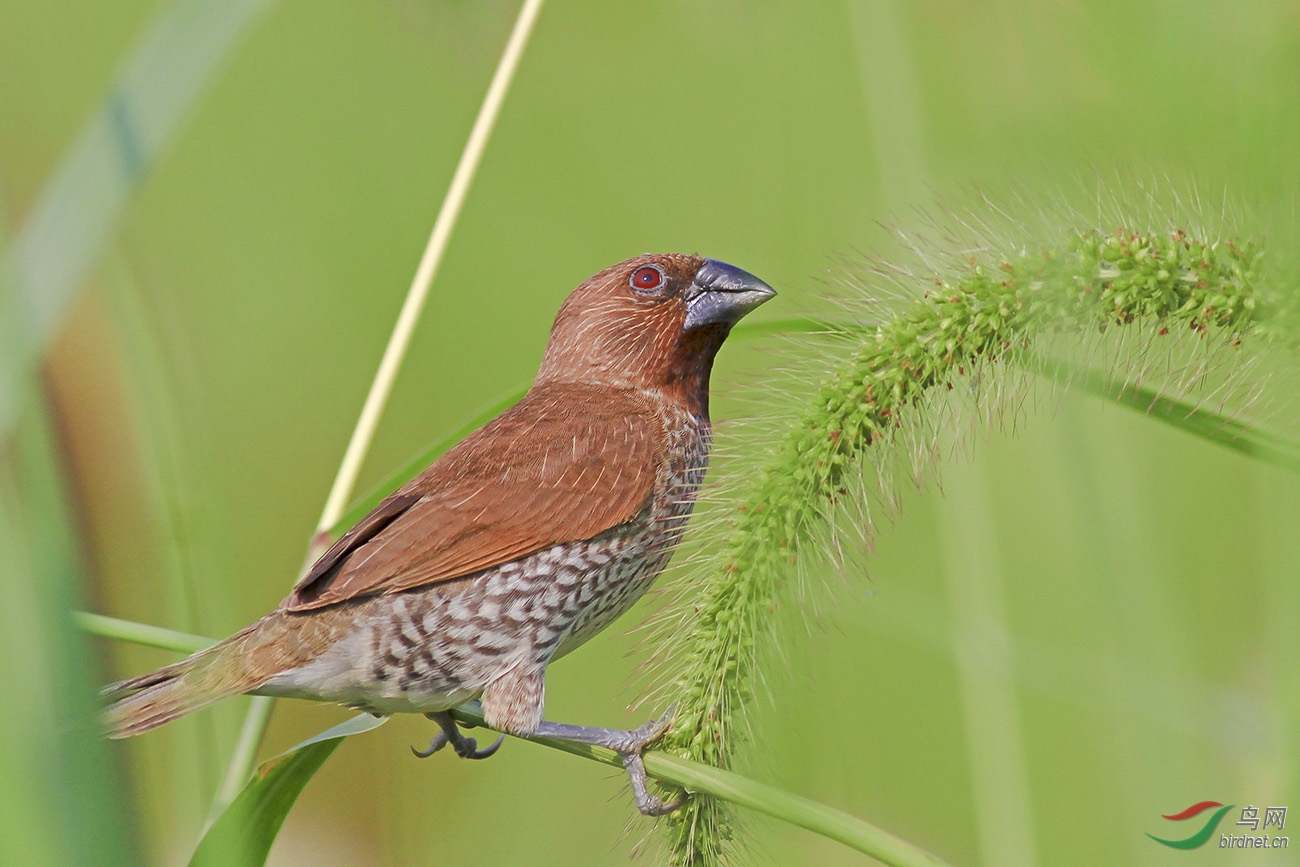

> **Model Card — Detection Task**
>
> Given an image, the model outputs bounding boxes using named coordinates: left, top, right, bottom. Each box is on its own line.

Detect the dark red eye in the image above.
left=630, top=265, right=664, bottom=294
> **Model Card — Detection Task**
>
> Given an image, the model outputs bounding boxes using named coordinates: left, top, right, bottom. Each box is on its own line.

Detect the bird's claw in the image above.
left=411, top=730, right=448, bottom=758
left=459, top=733, right=506, bottom=759
left=528, top=706, right=685, bottom=815
left=411, top=730, right=505, bottom=760
left=620, top=748, right=684, bottom=816
left=631, top=707, right=676, bottom=748
left=414, top=711, right=505, bottom=761
left=617, top=707, right=682, bottom=816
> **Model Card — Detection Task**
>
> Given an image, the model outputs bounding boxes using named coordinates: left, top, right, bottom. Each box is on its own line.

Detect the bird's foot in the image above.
left=529, top=707, right=683, bottom=816
left=412, top=710, right=505, bottom=760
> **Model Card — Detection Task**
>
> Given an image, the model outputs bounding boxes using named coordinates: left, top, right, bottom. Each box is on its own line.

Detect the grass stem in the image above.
left=217, top=0, right=547, bottom=811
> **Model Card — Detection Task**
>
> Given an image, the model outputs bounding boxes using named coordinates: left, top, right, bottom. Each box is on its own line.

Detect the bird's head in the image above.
left=535, top=254, right=775, bottom=416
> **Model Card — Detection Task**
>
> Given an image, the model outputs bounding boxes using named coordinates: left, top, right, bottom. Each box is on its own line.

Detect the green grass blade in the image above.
left=447, top=704, right=950, bottom=867
left=646, top=755, right=949, bottom=867
left=0, top=0, right=274, bottom=432
left=189, top=716, right=385, bottom=867
left=1036, top=357, right=1300, bottom=474
left=209, top=696, right=276, bottom=819
left=731, top=315, right=829, bottom=338
left=75, top=611, right=215, bottom=654
left=213, top=0, right=549, bottom=826
left=1, top=396, right=138, bottom=866
left=272, top=712, right=390, bottom=755
left=189, top=740, right=339, bottom=867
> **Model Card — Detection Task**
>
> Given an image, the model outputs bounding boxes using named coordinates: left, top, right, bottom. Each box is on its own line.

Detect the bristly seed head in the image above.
left=650, top=225, right=1277, bottom=867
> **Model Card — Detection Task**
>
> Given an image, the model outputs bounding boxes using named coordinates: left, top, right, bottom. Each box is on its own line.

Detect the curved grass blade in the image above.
left=447, top=704, right=951, bottom=867
left=74, top=610, right=214, bottom=654
left=1036, top=357, right=1300, bottom=474
left=3, top=395, right=139, bottom=865
left=218, top=0, right=552, bottom=811
left=0, top=0, right=274, bottom=432
left=190, top=714, right=388, bottom=867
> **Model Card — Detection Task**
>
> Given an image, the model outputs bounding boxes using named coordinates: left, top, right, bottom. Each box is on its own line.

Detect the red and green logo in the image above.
left=1148, top=801, right=1235, bottom=849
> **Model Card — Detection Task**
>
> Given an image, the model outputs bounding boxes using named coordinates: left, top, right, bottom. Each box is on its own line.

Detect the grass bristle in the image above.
left=642, top=190, right=1289, bottom=866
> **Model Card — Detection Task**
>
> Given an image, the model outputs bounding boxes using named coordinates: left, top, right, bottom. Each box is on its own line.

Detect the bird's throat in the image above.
left=660, top=324, right=729, bottom=419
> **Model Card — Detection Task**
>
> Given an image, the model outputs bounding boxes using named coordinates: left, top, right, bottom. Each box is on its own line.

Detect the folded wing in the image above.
left=284, top=385, right=661, bottom=611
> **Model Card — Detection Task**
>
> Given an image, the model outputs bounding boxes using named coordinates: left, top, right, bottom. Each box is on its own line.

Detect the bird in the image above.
left=101, top=253, right=774, bottom=815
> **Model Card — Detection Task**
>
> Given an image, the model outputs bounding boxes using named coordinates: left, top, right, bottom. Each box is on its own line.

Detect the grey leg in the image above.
left=413, top=710, right=505, bottom=760
left=527, top=709, right=683, bottom=816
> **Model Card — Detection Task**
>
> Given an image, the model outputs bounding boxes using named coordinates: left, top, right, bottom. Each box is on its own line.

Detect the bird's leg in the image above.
left=412, top=710, right=505, bottom=760
left=526, top=708, right=683, bottom=816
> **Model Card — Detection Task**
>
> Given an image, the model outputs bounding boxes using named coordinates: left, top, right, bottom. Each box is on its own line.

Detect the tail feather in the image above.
left=102, top=618, right=278, bottom=738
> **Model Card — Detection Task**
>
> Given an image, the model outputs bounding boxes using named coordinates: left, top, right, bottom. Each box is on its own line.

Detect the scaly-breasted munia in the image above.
left=102, top=254, right=774, bottom=814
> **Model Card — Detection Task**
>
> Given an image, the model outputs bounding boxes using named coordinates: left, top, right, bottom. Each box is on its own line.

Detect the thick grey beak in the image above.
left=683, top=259, right=776, bottom=330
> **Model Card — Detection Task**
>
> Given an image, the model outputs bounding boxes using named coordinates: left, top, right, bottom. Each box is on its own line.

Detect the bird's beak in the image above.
left=683, top=259, right=776, bottom=331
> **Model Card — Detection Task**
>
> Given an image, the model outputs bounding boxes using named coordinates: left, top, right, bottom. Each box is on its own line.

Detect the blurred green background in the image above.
left=2, top=1, right=1299, bottom=865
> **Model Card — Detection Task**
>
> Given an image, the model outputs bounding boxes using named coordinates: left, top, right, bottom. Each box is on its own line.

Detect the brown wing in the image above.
left=284, top=385, right=662, bottom=612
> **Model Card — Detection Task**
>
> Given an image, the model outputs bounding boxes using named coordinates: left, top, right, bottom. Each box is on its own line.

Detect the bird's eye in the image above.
left=630, top=265, right=665, bottom=295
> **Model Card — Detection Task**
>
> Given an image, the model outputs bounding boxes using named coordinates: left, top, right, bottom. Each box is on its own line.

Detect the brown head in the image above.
left=535, top=254, right=774, bottom=417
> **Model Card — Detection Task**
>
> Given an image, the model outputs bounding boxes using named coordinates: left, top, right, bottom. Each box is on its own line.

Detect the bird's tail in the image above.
left=101, top=615, right=284, bottom=738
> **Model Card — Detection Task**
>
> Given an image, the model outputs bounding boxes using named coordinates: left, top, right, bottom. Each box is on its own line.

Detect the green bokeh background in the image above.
left=2, top=1, right=1299, bottom=865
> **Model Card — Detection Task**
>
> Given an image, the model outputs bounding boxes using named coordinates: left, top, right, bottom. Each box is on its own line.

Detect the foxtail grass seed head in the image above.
left=655, top=226, right=1272, bottom=867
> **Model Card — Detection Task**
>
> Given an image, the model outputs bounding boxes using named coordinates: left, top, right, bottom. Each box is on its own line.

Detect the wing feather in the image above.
left=284, top=385, right=661, bottom=611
